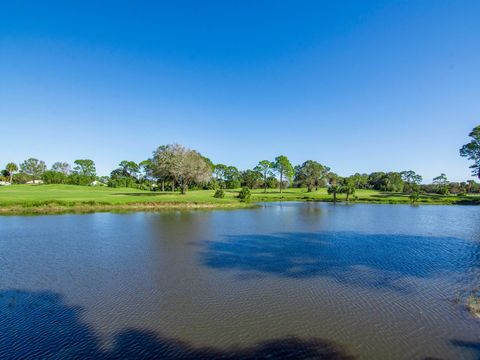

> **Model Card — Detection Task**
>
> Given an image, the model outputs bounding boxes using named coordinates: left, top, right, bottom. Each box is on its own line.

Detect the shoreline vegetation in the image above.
left=1, top=184, right=479, bottom=215
left=2, top=126, right=480, bottom=214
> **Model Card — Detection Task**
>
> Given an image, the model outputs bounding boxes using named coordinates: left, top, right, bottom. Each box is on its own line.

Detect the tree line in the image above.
left=2, top=126, right=480, bottom=197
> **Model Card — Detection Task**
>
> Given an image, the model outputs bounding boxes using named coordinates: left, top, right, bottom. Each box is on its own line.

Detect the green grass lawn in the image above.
left=0, top=184, right=239, bottom=206
left=0, top=184, right=478, bottom=214
left=246, top=188, right=480, bottom=205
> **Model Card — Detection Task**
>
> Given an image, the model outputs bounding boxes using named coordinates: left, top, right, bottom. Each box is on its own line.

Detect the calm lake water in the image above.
left=1, top=203, right=479, bottom=359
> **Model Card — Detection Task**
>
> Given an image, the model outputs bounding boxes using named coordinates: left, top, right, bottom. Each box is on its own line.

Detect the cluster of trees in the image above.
left=212, top=156, right=295, bottom=193
left=0, top=159, right=97, bottom=186
left=1, top=125, right=479, bottom=197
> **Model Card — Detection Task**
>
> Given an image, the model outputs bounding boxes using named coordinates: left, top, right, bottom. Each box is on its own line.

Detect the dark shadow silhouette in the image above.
left=450, top=339, right=480, bottom=358
left=0, top=289, right=354, bottom=359
left=200, top=231, right=474, bottom=291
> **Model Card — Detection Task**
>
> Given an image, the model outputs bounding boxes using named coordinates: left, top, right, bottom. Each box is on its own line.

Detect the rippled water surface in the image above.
left=1, top=203, right=480, bottom=359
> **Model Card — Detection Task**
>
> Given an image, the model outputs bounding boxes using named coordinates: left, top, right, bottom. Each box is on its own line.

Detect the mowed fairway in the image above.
left=0, top=185, right=240, bottom=207
left=0, top=185, right=479, bottom=214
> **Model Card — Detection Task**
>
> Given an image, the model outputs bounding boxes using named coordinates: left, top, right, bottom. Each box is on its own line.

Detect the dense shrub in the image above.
left=213, top=189, right=225, bottom=198
left=67, top=173, right=95, bottom=186
left=12, top=173, right=31, bottom=184
left=237, top=187, right=251, bottom=202
left=265, top=176, right=278, bottom=189
left=108, top=177, right=138, bottom=188
left=42, top=171, right=67, bottom=184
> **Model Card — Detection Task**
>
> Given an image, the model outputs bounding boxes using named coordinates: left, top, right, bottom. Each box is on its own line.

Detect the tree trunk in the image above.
left=161, top=181, right=165, bottom=192
left=181, top=183, right=188, bottom=194
left=333, top=192, right=337, bottom=203
left=346, top=191, right=350, bottom=202
left=9, top=173, right=13, bottom=184
left=172, top=181, right=175, bottom=192
left=280, top=171, right=283, bottom=193
left=264, top=174, right=267, bottom=193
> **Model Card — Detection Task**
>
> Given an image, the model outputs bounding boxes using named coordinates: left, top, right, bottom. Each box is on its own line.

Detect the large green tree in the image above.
left=5, top=162, right=18, bottom=184
left=295, top=160, right=329, bottom=192
left=240, top=169, right=262, bottom=189
left=51, top=162, right=71, bottom=175
left=433, top=173, right=449, bottom=195
left=327, top=184, right=341, bottom=203
left=152, top=144, right=212, bottom=194
left=460, top=125, right=480, bottom=179
left=400, top=170, right=423, bottom=193
left=341, top=177, right=356, bottom=201
left=274, top=155, right=294, bottom=193
left=20, top=158, right=46, bottom=184
left=254, top=160, right=274, bottom=193
left=117, top=160, right=140, bottom=179
left=73, top=159, right=96, bottom=177
left=213, top=164, right=240, bottom=189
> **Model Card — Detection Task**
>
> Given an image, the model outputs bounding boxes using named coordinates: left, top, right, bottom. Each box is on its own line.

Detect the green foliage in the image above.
left=152, top=144, right=212, bottom=194
left=11, top=172, right=31, bottom=184
left=367, top=172, right=404, bottom=192
left=20, top=158, right=47, bottom=183
left=67, top=173, right=94, bottom=186
left=400, top=170, right=423, bottom=185
left=214, top=164, right=241, bottom=189
left=274, top=155, right=294, bottom=193
left=433, top=173, right=449, bottom=195
left=73, top=159, right=96, bottom=178
left=117, top=160, right=140, bottom=178
left=327, top=185, right=341, bottom=202
left=108, top=177, right=138, bottom=188
left=460, top=125, right=480, bottom=179
left=349, top=173, right=369, bottom=189
left=5, top=162, right=18, bottom=183
left=51, top=162, right=71, bottom=175
left=109, top=160, right=141, bottom=188
left=213, top=189, right=225, bottom=198
left=237, top=187, right=251, bottom=202
left=341, top=177, right=356, bottom=201
left=42, top=171, right=68, bottom=184
left=265, top=176, right=278, bottom=189
left=254, top=160, right=274, bottom=193
left=409, top=188, right=421, bottom=204
left=240, top=169, right=262, bottom=189
left=295, top=160, right=329, bottom=192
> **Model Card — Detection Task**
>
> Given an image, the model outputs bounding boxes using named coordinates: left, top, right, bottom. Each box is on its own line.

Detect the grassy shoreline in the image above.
left=0, top=184, right=479, bottom=215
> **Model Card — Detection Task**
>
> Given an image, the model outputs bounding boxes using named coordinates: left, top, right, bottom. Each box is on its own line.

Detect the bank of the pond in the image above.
left=0, top=202, right=254, bottom=215
left=0, top=184, right=479, bottom=214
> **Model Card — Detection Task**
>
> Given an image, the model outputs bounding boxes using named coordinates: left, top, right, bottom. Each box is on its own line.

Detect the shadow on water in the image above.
left=0, top=289, right=354, bottom=359
left=200, top=232, right=477, bottom=291
left=450, top=339, right=480, bottom=353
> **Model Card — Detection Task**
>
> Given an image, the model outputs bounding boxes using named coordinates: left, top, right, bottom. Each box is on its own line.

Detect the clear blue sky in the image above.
left=1, top=1, right=479, bottom=181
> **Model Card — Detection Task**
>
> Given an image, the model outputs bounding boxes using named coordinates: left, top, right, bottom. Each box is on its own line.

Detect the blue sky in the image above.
left=1, top=1, right=479, bottom=181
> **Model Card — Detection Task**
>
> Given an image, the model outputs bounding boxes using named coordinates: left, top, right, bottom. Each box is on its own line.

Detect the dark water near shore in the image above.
left=1, top=203, right=479, bottom=359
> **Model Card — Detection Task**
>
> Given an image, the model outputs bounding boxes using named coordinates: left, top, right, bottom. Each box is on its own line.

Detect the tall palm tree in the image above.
left=5, top=163, right=18, bottom=184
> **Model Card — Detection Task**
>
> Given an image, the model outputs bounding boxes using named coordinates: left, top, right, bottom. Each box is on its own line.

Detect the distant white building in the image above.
left=25, top=180, right=44, bottom=185
left=90, top=180, right=106, bottom=186
left=0, top=181, right=11, bottom=186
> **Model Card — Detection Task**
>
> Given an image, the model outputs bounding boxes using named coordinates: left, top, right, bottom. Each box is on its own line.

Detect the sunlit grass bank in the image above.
left=0, top=185, right=478, bottom=214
